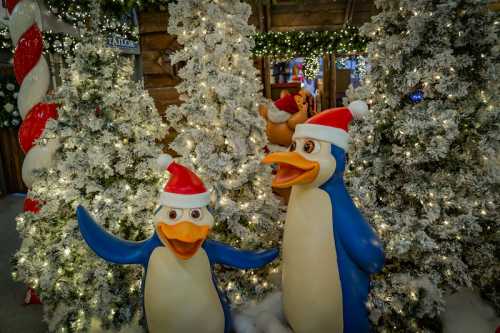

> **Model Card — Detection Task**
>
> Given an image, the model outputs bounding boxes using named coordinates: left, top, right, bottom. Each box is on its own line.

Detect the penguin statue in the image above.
left=262, top=101, right=385, bottom=333
left=77, top=155, right=278, bottom=333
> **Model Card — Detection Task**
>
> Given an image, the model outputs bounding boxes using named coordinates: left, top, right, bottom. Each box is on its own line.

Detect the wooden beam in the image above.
left=255, top=2, right=268, bottom=96
left=344, top=0, right=355, bottom=24
left=270, top=24, right=344, bottom=32
left=322, top=54, right=330, bottom=110
left=264, top=57, right=272, bottom=99
left=257, top=1, right=265, bottom=32
left=0, top=139, right=5, bottom=195
left=331, top=53, right=337, bottom=107
left=265, top=1, right=272, bottom=31
left=270, top=1, right=347, bottom=14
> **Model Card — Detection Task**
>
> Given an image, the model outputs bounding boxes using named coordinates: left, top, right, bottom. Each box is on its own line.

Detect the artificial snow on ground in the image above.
left=233, top=291, right=500, bottom=333
left=233, top=292, right=291, bottom=333
left=442, top=289, right=499, bottom=333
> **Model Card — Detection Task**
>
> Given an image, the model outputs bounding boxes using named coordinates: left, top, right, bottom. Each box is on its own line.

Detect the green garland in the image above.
left=2, top=25, right=367, bottom=58
left=45, top=1, right=139, bottom=41
left=45, top=0, right=173, bottom=23
left=252, top=25, right=367, bottom=58
left=1, top=6, right=367, bottom=80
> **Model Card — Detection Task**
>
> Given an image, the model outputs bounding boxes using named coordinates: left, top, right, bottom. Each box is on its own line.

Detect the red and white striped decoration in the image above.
left=6, top=0, right=59, bottom=195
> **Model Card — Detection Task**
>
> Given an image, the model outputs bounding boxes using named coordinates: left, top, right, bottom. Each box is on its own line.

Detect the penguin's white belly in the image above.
left=282, top=186, right=343, bottom=333
left=144, top=247, right=225, bottom=333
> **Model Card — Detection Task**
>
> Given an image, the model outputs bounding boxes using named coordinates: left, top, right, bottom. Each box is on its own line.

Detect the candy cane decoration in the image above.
left=6, top=0, right=59, bottom=199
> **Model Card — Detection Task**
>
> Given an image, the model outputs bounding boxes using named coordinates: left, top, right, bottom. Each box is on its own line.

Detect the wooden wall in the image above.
left=0, top=61, right=25, bottom=195
left=268, top=0, right=376, bottom=31
left=0, top=128, right=25, bottom=195
left=138, top=1, right=378, bottom=114
left=139, top=11, right=182, bottom=116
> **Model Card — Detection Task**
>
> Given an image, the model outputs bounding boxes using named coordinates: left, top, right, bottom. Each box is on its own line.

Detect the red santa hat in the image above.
left=157, top=154, right=210, bottom=208
left=274, top=94, right=299, bottom=114
left=293, top=100, right=368, bottom=151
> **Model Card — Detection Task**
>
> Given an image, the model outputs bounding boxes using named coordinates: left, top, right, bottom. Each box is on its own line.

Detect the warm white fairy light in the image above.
left=12, top=31, right=165, bottom=331
left=165, top=0, right=282, bottom=309
left=344, top=1, right=498, bottom=331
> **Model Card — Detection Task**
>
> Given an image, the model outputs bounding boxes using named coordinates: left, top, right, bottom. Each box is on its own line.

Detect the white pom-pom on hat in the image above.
left=157, top=153, right=173, bottom=170
left=348, top=100, right=369, bottom=119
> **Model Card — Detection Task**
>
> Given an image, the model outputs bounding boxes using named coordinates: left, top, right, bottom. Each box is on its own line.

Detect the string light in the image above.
left=252, top=26, right=366, bottom=58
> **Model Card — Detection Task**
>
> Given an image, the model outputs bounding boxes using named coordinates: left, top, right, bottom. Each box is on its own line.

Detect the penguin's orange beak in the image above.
left=157, top=222, right=210, bottom=260
left=262, top=151, right=319, bottom=188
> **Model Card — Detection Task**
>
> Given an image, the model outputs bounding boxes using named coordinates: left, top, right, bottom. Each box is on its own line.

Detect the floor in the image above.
left=0, top=195, right=46, bottom=333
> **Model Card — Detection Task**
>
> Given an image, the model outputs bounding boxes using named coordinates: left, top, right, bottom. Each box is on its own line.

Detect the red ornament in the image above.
left=24, top=288, right=42, bottom=305
left=6, top=0, right=20, bottom=14
left=18, top=103, right=58, bottom=153
left=13, top=24, right=43, bottom=85
left=23, top=197, right=41, bottom=213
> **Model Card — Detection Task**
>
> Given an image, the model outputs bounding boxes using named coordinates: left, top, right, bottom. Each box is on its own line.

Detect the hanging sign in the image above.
left=106, top=35, right=140, bottom=55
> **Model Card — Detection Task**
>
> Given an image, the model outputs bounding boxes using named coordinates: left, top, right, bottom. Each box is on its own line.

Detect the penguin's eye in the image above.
left=190, top=208, right=202, bottom=220
left=303, top=139, right=320, bottom=154
left=168, top=208, right=182, bottom=221
left=289, top=141, right=296, bottom=152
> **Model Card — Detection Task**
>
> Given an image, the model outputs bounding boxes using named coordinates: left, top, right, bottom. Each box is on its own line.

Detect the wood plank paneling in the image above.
left=141, top=34, right=181, bottom=76
left=147, top=87, right=181, bottom=115
left=139, top=10, right=182, bottom=110
left=144, top=74, right=181, bottom=89
left=139, top=11, right=169, bottom=34
left=352, top=1, right=377, bottom=12
left=0, top=128, right=26, bottom=194
left=269, top=0, right=376, bottom=30
left=271, top=0, right=347, bottom=13
left=351, top=11, right=376, bottom=26
left=247, top=0, right=261, bottom=29
left=142, top=49, right=183, bottom=76
left=139, top=10, right=183, bottom=150
left=142, top=50, right=164, bottom=75
left=141, top=34, right=179, bottom=51
left=271, top=10, right=345, bottom=30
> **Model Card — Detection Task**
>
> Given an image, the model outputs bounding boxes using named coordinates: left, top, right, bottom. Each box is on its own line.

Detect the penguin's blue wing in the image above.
left=332, top=192, right=385, bottom=274
left=202, top=239, right=279, bottom=269
left=77, top=205, right=153, bottom=266
left=324, top=179, right=384, bottom=274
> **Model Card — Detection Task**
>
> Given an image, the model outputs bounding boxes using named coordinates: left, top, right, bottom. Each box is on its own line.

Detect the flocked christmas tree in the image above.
left=165, top=0, right=283, bottom=305
left=345, top=0, right=499, bottom=331
left=13, top=33, right=165, bottom=331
